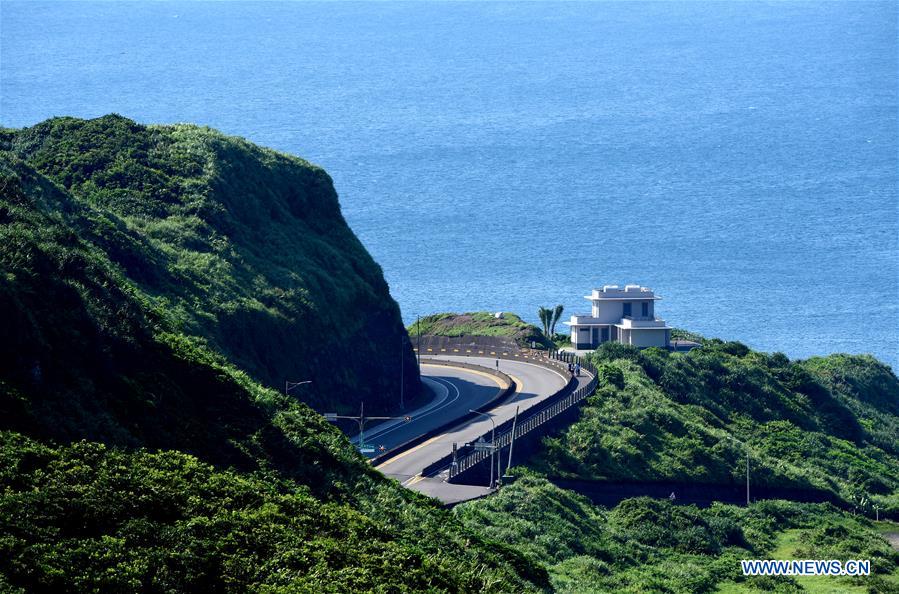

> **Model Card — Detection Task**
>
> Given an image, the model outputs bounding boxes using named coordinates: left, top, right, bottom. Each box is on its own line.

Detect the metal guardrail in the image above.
left=447, top=350, right=598, bottom=481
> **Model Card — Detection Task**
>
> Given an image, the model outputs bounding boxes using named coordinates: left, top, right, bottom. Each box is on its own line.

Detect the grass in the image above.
left=715, top=524, right=899, bottom=593
left=410, top=311, right=553, bottom=348
left=457, top=477, right=899, bottom=593
left=530, top=341, right=899, bottom=516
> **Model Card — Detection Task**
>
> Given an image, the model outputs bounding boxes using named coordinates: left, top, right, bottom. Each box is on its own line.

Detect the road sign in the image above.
left=474, top=437, right=494, bottom=452
left=359, top=445, right=375, bottom=454
left=324, top=413, right=337, bottom=421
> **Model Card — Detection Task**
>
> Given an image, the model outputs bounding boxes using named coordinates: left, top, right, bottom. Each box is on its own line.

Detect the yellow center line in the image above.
left=402, top=475, right=427, bottom=487
left=376, top=433, right=446, bottom=470
left=376, top=362, right=511, bottom=470
left=420, top=362, right=508, bottom=389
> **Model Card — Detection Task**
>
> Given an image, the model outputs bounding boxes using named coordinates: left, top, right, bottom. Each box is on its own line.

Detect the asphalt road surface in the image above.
left=374, top=356, right=573, bottom=500
left=351, top=362, right=508, bottom=454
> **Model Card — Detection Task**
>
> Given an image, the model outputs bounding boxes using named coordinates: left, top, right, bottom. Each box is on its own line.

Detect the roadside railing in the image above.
left=445, top=349, right=598, bottom=482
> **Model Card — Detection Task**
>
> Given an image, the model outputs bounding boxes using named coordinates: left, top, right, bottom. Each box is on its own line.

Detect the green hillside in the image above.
left=532, top=341, right=899, bottom=516
left=2, top=117, right=896, bottom=592
left=455, top=340, right=899, bottom=592
left=1, top=114, right=418, bottom=420
left=456, top=476, right=899, bottom=593
left=0, top=116, right=547, bottom=592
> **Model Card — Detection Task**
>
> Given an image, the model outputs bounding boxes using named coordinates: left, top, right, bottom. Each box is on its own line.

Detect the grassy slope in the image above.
left=0, top=116, right=547, bottom=592
left=455, top=477, right=899, bottom=594
left=456, top=341, right=899, bottom=592
left=410, top=312, right=552, bottom=348
left=532, top=342, right=899, bottom=515
left=1, top=115, right=418, bottom=416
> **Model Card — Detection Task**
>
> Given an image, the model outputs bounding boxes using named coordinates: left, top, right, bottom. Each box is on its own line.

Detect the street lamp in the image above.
left=416, top=314, right=421, bottom=367
left=469, top=409, right=497, bottom=489
left=400, top=335, right=405, bottom=411
left=285, top=380, right=312, bottom=397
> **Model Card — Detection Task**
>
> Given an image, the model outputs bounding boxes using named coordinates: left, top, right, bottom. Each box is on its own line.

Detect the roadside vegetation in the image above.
left=2, top=117, right=896, bottom=592
left=537, top=305, right=565, bottom=339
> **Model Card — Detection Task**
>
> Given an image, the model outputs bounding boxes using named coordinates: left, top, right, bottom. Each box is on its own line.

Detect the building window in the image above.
left=642, top=302, right=649, bottom=317
left=623, top=303, right=632, bottom=317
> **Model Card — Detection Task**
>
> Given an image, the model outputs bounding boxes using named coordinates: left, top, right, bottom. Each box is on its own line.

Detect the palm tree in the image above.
left=550, top=304, right=564, bottom=337
left=537, top=306, right=552, bottom=337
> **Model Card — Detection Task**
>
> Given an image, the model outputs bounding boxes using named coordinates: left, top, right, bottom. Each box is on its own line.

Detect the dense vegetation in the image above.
left=0, top=432, right=548, bottom=593
left=2, top=117, right=896, bottom=592
left=453, top=338, right=899, bottom=591
left=410, top=311, right=553, bottom=349
left=0, top=114, right=419, bottom=419
left=0, top=116, right=547, bottom=592
left=456, top=477, right=899, bottom=593
left=531, top=340, right=899, bottom=517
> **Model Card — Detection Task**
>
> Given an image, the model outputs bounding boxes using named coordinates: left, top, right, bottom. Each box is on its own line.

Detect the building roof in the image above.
left=585, top=284, right=661, bottom=301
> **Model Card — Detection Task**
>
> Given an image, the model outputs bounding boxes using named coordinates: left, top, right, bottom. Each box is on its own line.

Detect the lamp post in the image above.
left=285, top=380, right=312, bottom=397
left=725, top=434, right=750, bottom=506
left=400, top=335, right=405, bottom=411
left=416, top=314, right=421, bottom=367
left=469, top=409, right=496, bottom=489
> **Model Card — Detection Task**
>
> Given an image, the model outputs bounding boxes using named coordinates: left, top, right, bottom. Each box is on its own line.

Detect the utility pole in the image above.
left=725, top=434, right=750, bottom=506
left=470, top=409, right=496, bottom=489
left=416, top=315, right=421, bottom=367
left=400, top=336, right=405, bottom=411
left=746, top=450, right=750, bottom=506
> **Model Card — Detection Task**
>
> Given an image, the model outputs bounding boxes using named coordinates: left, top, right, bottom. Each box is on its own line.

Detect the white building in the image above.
left=565, top=284, right=671, bottom=350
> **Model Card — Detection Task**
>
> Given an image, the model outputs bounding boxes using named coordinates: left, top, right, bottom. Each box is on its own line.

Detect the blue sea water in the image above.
left=2, top=1, right=897, bottom=369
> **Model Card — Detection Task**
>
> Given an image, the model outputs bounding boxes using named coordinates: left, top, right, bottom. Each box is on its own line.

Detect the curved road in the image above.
left=354, top=365, right=505, bottom=453
left=374, top=356, right=575, bottom=502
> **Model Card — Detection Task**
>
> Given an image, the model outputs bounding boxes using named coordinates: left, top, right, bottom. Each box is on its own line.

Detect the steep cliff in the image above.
left=0, top=116, right=547, bottom=592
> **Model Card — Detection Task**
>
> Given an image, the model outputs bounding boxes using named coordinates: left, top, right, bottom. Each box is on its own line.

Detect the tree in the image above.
left=550, top=304, right=564, bottom=337
left=537, top=307, right=552, bottom=337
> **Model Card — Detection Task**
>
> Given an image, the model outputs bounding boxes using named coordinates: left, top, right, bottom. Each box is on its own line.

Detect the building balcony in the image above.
left=564, top=314, right=603, bottom=326
left=615, top=317, right=669, bottom=329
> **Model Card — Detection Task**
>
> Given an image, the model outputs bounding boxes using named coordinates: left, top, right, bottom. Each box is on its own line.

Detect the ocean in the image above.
left=2, top=1, right=897, bottom=369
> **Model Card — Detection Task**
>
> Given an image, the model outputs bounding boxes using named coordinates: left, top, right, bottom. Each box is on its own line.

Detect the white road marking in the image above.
left=364, top=376, right=462, bottom=442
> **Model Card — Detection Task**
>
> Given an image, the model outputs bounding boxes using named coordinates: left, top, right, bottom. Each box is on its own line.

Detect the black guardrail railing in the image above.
left=445, top=350, right=598, bottom=482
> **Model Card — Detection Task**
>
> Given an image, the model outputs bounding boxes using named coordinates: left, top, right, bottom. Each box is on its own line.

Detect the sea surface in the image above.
left=2, top=1, right=897, bottom=369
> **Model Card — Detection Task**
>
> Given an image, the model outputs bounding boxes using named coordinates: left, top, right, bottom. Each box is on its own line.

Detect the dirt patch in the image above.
left=884, top=532, right=899, bottom=551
